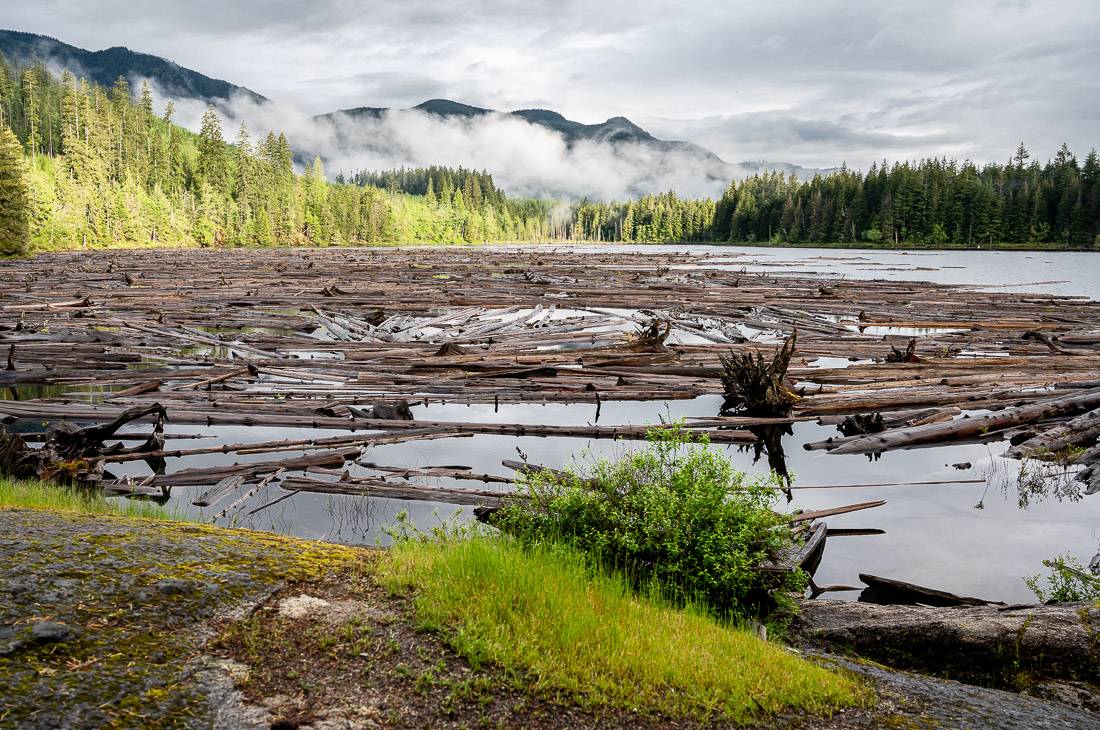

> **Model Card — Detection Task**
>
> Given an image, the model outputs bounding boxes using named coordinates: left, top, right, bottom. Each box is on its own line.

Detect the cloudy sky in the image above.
left=3, top=0, right=1098, bottom=169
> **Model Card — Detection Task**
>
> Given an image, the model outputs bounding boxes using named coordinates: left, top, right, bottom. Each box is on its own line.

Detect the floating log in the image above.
left=823, top=387, right=1100, bottom=455
left=1, top=247, right=1098, bottom=521
left=1004, top=407, right=1100, bottom=460
left=279, top=475, right=507, bottom=506
left=857, top=573, right=1002, bottom=607
left=790, top=500, right=886, bottom=523
left=192, top=476, right=246, bottom=508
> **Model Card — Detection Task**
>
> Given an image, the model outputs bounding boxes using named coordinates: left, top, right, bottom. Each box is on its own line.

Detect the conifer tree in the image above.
left=0, top=124, right=30, bottom=255
left=197, top=106, right=227, bottom=194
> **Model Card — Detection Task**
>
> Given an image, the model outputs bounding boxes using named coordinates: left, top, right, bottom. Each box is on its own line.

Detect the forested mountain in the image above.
left=319, top=99, right=722, bottom=163
left=0, top=51, right=1096, bottom=254
left=0, top=55, right=554, bottom=254
left=2, top=30, right=834, bottom=198
left=0, top=30, right=267, bottom=105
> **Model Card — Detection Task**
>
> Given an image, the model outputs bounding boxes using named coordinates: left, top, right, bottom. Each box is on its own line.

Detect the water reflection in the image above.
left=11, top=390, right=1093, bottom=605
left=741, top=424, right=794, bottom=499
left=978, top=451, right=1087, bottom=509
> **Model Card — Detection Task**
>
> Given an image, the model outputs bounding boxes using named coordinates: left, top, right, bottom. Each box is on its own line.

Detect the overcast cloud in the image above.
left=2, top=0, right=1097, bottom=170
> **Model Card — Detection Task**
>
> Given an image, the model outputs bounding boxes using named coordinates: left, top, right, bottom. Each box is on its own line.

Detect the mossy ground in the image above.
left=4, top=507, right=1093, bottom=729
left=0, top=508, right=361, bottom=729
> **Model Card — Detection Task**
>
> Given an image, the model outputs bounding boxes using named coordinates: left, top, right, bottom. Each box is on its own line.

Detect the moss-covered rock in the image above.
left=0, top=508, right=363, bottom=729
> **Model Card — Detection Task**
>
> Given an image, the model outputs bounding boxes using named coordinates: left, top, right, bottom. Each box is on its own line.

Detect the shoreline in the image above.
left=1, top=505, right=1096, bottom=728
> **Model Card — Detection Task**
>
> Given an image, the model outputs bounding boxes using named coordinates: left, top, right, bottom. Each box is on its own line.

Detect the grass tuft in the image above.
left=0, top=477, right=190, bottom=521
left=376, top=535, right=866, bottom=724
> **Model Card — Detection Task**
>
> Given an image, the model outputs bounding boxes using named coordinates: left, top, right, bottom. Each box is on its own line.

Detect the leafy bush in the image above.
left=493, top=426, right=804, bottom=618
left=1025, top=553, right=1100, bottom=603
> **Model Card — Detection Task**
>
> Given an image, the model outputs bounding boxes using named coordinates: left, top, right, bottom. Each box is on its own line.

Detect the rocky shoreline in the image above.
left=2, top=508, right=1097, bottom=729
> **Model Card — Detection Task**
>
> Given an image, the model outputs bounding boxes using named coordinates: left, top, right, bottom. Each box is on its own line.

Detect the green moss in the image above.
left=0, top=509, right=368, bottom=729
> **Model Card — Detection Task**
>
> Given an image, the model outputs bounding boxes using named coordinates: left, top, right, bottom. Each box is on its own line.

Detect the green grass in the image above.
left=0, top=477, right=190, bottom=521
left=376, top=535, right=866, bottom=724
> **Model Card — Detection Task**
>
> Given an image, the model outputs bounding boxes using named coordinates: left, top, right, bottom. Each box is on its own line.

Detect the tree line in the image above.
left=344, top=150, right=1100, bottom=249
left=710, top=150, right=1100, bottom=247
left=1, top=53, right=1097, bottom=255
left=0, top=55, right=556, bottom=255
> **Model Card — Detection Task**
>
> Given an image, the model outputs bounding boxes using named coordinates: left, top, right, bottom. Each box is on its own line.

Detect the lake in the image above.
left=9, top=244, right=1100, bottom=604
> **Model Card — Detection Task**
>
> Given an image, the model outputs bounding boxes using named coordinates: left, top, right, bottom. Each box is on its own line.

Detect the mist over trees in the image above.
left=0, top=56, right=556, bottom=251
left=1, top=53, right=1097, bottom=253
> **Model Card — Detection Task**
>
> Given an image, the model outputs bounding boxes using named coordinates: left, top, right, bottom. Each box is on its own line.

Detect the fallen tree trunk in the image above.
left=1004, top=407, right=1100, bottom=460
left=824, top=386, right=1100, bottom=455
left=792, top=599, right=1100, bottom=688
left=858, top=573, right=1002, bottom=607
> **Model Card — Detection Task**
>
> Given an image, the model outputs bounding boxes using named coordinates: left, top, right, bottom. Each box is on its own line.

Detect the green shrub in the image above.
left=493, top=426, right=803, bottom=618
left=1025, top=553, right=1100, bottom=603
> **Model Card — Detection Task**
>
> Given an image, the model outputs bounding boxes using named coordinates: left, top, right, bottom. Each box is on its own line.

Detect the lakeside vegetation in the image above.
left=377, top=536, right=864, bottom=722
left=370, top=429, right=869, bottom=722
left=492, top=427, right=804, bottom=618
left=0, top=437, right=866, bottom=725
left=0, top=477, right=188, bottom=520
left=1, top=54, right=1097, bottom=256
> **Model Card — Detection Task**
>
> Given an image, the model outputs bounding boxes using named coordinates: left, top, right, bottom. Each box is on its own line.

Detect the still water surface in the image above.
left=100, top=245, right=1100, bottom=603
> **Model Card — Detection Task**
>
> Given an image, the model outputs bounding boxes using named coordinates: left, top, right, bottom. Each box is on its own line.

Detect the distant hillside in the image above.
left=0, top=29, right=267, bottom=104
left=319, top=99, right=724, bottom=165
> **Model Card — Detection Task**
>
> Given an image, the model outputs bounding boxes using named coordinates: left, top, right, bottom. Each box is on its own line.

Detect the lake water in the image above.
left=535, top=244, right=1100, bottom=300
left=81, top=245, right=1100, bottom=603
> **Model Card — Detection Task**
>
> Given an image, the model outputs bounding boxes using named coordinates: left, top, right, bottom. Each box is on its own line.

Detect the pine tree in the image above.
left=19, top=68, right=40, bottom=158
left=0, top=124, right=30, bottom=255
left=139, top=81, right=154, bottom=118
left=197, top=106, right=227, bottom=194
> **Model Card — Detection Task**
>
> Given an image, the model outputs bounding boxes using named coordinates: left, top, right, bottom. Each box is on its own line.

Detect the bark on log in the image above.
left=792, top=599, right=1100, bottom=687
left=825, top=387, right=1100, bottom=455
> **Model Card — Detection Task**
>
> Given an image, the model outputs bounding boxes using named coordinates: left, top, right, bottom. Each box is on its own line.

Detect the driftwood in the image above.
left=885, top=337, right=922, bottom=363
left=192, top=476, right=246, bottom=508
left=790, top=500, right=886, bottom=523
left=837, top=412, right=885, bottom=437
left=793, top=599, right=1100, bottom=688
left=1004, top=407, right=1100, bottom=461
left=857, top=573, right=1002, bottom=607
left=719, top=331, right=799, bottom=416
left=0, top=248, right=1097, bottom=537
left=821, top=387, right=1100, bottom=455
left=0, top=403, right=166, bottom=484
left=280, top=475, right=507, bottom=506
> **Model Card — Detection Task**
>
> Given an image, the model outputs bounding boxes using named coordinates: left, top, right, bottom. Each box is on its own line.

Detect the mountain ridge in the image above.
left=0, top=29, right=267, bottom=104
left=1, top=29, right=831, bottom=191
left=320, top=98, right=724, bottom=164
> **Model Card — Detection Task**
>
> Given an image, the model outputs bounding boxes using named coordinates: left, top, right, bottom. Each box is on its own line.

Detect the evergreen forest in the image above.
left=1, top=55, right=1097, bottom=255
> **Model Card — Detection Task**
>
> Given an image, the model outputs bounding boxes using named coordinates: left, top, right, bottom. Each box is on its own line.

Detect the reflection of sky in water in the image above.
left=520, top=244, right=1100, bottom=300
left=100, top=394, right=1100, bottom=605
left=38, top=245, right=1100, bottom=604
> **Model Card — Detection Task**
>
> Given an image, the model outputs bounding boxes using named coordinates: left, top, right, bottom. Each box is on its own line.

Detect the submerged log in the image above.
left=858, top=573, right=1002, bottom=607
